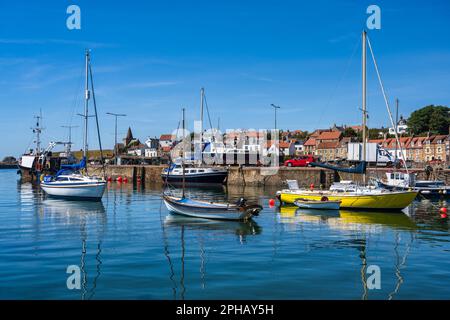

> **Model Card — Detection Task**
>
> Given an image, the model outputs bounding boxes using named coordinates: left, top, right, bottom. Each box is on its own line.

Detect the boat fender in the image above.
left=236, top=197, right=247, bottom=207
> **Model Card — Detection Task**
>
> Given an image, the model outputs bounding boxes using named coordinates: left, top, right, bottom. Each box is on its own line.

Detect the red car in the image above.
left=284, top=155, right=316, bottom=167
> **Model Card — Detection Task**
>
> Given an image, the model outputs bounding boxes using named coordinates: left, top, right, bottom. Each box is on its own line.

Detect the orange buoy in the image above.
left=269, top=199, right=275, bottom=207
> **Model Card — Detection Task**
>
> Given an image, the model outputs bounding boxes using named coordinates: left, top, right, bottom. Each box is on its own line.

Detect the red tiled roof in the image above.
left=279, top=141, right=290, bottom=148
left=317, top=131, right=342, bottom=140
left=160, top=134, right=174, bottom=141
left=431, top=135, right=448, bottom=144
left=310, top=129, right=330, bottom=138
left=304, top=138, right=316, bottom=146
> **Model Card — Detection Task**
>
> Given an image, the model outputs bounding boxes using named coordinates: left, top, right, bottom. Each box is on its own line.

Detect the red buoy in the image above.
left=123, top=177, right=128, bottom=183
left=441, top=213, right=448, bottom=219
left=117, top=176, right=122, bottom=182
left=137, top=177, right=141, bottom=183
left=310, top=183, right=314, bottom=190
left=440, top=207, right=448, bottom=214
left=107, top=176, right=112, bottom=182
left=269, top=199, right=275, bottom=207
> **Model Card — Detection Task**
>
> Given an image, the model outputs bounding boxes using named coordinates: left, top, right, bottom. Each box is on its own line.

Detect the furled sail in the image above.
left=309, top=161, right=367, bottom=174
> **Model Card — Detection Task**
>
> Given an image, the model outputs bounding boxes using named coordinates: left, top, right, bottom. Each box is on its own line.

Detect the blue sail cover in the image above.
left=309, top=161, right=367, bottom=174
left=56, top=157, right=86, bottom=176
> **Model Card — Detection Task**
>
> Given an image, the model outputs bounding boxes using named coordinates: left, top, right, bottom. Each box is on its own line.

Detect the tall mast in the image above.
left=200, top=87, right=204, bottom=134
left=83, top=50, right=90, bottom=160
left=362, top=30, right=367, bottom=184
left=200, top=87, right=204, bottom=165
left=395, top=98, right=399, bottom=162
left=182, top=107, right=186, bottom=198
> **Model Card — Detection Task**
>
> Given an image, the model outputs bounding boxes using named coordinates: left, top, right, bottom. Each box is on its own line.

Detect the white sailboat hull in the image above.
left=41, top=181, right=106, bottom=201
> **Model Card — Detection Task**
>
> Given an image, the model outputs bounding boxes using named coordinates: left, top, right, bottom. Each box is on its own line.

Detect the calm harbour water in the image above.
left=0, top=169, right=449, bottom=300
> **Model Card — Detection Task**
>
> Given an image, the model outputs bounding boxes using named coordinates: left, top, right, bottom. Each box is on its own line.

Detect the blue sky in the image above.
left=0, top=0, right=449, bottom=157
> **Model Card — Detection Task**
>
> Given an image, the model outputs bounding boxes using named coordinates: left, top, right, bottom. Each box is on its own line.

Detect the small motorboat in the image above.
left=293, top=197, right=341, bottom=210
left=163, top=195, right=262, bottom=221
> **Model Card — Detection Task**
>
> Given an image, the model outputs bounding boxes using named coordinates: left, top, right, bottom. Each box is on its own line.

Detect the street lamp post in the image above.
left=271, top=103, right=281, bottom=131
left=106, top=112, right=127, bottom=164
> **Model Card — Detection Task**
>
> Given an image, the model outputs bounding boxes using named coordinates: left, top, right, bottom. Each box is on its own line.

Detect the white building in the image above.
left=389, top=116, right=408, bottom=135
left=144, top=148, right=158, bottom=158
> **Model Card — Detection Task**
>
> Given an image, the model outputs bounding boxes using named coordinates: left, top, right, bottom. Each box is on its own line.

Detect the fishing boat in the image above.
left=160, top=88, right=228, bottom=185
left=163, top=195, right=262, bottom=221
left=276, top=31, right=418, bottom=211
left=41, top=50, right=106, bottom=201
left=17, top=112, right=78, bottom=182
left=293, top=197, right=341, bottom=210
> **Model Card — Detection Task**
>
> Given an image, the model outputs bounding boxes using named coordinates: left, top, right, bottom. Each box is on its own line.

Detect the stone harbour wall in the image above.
left=89, top=164, right=450, bottom=188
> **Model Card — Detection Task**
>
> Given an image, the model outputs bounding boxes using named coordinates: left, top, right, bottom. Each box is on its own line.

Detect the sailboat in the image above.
left=161, top=88, right=228, bottom=185
left=162, top=108, right=262, bottom=221
left=276, top=31, right=418, bottom=210
left=41, top=50, right=106, bottom=201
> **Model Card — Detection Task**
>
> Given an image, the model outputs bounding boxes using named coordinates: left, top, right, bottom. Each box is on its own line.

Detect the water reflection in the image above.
left=160, top=213, right=262, bottom=300
left=5, top=169, right=450, bottom=300
left=277, top=205, right=419, bottom=300
left=164, top=214, right=262, bottom=238
left=278, top=206, right=417, bottom=231
left=41, top=199, right=106, bottom=300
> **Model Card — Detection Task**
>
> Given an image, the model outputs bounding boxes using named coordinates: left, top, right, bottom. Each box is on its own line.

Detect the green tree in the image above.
left=408, top=105, right=449, bottom=135
left=343, top=127, right=357, bottom=138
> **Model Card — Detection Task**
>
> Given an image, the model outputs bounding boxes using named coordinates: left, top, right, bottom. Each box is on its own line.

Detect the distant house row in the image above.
left=116, top=124, right=449, bottom=164
left=369, top=135, right=448, bottom=162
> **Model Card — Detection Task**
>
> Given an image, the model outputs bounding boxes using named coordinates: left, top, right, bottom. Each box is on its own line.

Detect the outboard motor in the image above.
left=236, top=197, right=247, bottom=207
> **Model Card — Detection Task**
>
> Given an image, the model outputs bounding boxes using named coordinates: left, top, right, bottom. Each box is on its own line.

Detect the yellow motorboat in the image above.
left=276, top=189, right=418, bottom=210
